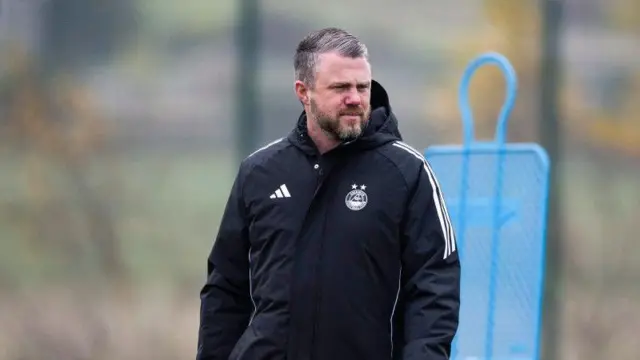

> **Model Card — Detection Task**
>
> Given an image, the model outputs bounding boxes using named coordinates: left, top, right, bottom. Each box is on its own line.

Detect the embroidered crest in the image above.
left=345, top=184, right=368, bottom=211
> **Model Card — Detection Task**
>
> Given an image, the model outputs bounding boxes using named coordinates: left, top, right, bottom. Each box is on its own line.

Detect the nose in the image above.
left=344, top=90, right=362, bottom=106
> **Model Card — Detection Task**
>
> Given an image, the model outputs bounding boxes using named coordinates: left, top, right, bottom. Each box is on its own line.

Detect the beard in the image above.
left=309, top=98, right=370, bottom=141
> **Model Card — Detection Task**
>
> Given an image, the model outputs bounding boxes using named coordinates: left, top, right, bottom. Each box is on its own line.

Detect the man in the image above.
left=197, top=27, right=460, bottom=360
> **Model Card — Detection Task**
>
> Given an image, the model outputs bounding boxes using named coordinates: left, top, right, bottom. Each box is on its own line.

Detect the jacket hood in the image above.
left=288, top=80, right=402, bottom=155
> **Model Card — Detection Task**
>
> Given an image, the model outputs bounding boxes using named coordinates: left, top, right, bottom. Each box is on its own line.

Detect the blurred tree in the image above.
left=39, top=0, right=137, bottom=73
left=426, top=0, right=541, bottom=143
left=605, top=0, right=640, bottom=30
left=0, top=0, right=137, bottom=286
left=585, top=71, right=640, bottom=158
left=561, top=0, right=640, bottom=158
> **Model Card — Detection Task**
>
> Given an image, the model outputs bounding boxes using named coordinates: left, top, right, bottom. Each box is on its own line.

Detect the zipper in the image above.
left=309, top=161, right=327, bottom=360
left=295, top=148, right=342, bottom=359
left=308, top=153, right=349, bottom=359
left=289, top=157, right=326, bottom=360
left=307, top=150, right=351, bottom=359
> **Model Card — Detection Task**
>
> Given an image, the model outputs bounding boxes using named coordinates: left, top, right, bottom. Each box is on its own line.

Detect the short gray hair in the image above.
left=294, top=27, right=369, bottom=87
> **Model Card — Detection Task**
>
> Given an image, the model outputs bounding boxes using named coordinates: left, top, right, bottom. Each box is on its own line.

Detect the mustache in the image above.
left=339, top=108, right=365, bottom=116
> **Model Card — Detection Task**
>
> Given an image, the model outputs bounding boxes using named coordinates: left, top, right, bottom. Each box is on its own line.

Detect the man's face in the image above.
left=300, top=52, right=372, bottom=141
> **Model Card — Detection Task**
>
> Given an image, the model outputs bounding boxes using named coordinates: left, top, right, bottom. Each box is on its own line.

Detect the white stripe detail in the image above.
left=275, top=189, right=284, bottom=198
left=389, top=268, right=402, bottom=357
left=393, top=142, right=450, bottom=257
left=280, top=184, right=291, bottom=197
left=392, top=141, right=457, bottom=259
left=246, top=138, right=284, bottom=159
left=248, top=250, right=257, bottom=324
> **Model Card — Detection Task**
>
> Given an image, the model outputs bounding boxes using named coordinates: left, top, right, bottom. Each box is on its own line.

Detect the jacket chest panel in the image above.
left=321, top=161, right=406, bottom=250
left=245, top=161, right=319, bottom=251
left=245, top=154, right=406, bottom=253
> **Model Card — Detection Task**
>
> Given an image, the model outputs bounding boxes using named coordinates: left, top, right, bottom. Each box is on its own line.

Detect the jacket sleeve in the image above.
left=197, top=164, right=254, bottom=360
left=395, top=159, right=461, bottom=360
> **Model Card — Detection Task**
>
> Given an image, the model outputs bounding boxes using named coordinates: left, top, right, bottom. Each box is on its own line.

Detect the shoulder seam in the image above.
left=374, top=147, right=411, bottom=192
left=246, top=137, right=286, bottom=159
left=240, top=137, right=287, bottom=204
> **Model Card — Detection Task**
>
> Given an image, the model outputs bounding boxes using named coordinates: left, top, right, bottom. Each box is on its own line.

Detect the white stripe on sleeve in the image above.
left=392, top=142, right=457, bottom=259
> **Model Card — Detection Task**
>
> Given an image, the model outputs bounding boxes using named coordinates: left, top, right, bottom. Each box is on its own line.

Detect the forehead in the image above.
left=315, top=52, right=371, bottom=85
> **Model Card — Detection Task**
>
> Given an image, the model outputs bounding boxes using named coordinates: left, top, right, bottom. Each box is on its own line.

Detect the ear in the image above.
left=294, top=80, right=310, bottom=105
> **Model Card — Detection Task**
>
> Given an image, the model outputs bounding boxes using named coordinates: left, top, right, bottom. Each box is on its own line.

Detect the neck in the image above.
left=306, top=115, right=340, bottom=154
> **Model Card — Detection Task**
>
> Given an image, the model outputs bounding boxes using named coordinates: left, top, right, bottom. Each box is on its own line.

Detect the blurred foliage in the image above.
left=136, top=0, right=235, bottom=34
left=606, top=0, right=640, bottom=30
left=425, top=0, right=541, bottom=143
left=1, top=0, right=138, bottom=292
left=39, top=0, right=137, bottom=72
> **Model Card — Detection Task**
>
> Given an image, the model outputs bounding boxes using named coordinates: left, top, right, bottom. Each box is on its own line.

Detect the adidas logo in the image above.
left=269, top=184, right=291, bottom=199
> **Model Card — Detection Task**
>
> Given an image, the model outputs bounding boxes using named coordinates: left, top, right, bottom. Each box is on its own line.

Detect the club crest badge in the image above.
left=345, top=184, right=368, bottom=211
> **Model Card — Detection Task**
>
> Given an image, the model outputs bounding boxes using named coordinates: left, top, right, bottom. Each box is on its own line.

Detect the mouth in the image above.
left=340, top=115, right=362, bottom=124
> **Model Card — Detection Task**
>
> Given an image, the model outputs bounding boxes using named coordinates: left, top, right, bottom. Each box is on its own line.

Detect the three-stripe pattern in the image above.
left=270, top=184, right=291, bottom=199
left=392, top=141, right=457, bottom=259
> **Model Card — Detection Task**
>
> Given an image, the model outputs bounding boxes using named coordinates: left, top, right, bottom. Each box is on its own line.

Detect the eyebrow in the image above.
left=330, top=81, right=370, bottom=88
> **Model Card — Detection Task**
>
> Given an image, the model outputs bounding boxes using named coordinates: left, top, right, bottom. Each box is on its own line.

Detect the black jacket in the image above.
left=197, top=80, right=460, bottom=360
